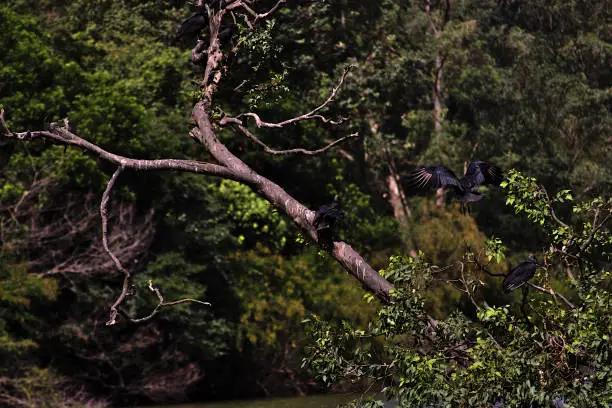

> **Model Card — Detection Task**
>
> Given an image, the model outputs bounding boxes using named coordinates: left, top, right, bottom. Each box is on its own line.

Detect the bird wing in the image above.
left=406, top=165, right=462, bottom=190
left=462, top=161, right=503, bottom=189
left=502, top=261, right=537, bottom=293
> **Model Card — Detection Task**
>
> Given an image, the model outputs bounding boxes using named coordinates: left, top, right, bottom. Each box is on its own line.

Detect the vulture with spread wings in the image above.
left=406, top=161, right=503, bottom=213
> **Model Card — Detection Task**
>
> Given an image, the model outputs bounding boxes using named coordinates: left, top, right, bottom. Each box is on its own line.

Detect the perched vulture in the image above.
left=175, top=1, right=229, bottom=42
left=313, top=198, right=344, bottom=248
left=406, top=160, right=503, bottom=213
left=314, top=200, right=344, bottom=232
left=503, top=254, right=538, bottom=293
left=175, top=12, right=209, bottom=42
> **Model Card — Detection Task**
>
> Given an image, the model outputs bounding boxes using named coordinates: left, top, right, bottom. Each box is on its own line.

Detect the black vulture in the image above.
left=218, top=24, right=237, bottom=47
left=175, top=12, right=209, bottom=42
left=313, top=198, right=344, bottom=247
left=406, top=161, right=503, bottom=213
left=175, top=1, right=229, bottom=42
left=314, top=200, right=344, bottom=232
left=502, top=254, right=538, bottom=293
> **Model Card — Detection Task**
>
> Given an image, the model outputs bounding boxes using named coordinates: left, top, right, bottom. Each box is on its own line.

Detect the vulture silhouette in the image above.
left=313, top=198, right=344, bottom=247
left=502, top=254, right=538, bottom=293
left=176, top=12, right=209, bottom=42
left=175, top=1, right=229, bottom=42
left=406, top=161, right=503, bottom=213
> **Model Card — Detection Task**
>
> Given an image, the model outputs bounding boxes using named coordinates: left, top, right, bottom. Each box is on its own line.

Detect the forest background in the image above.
left=0, top=0, right=610, bottom=406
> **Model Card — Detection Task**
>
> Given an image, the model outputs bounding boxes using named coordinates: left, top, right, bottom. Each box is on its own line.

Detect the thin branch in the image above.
left=469, top=256, right=507, bottom=277
left=526, top=282, right=576, bottom=309
left=125, top=280, right=211, bottom=323
left=100, top=171, right=210, bottom=325
left=234, top=123, right=359, bottom=155
left=0, top=109, right=13, bottom=136
left=459, top=261, right=481, bottom=310
left=102, top=167, right=131, bottom=326
left=540, top=184, right=570, bottom=229
left=225, top=0, right=288, bottom=25
left=324, top=137, right=355, bottom=161
left=221, top=65, right=355, bottom=129
left=580, top=208, right=611, bottom=253
left=252, top=0, right=287, bottom=23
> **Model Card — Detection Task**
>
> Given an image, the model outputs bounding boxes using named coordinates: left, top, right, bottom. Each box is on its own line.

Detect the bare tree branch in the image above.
left=526, top=282, right=576, bottom=310
left=221, top=65, right=355, bottom=129
left=123, top=281, right=211, bottom=324
left=232, top=123, right=359, bottom=155
left=540, top=184, right=571, bottom=229
left=579, top=206, right=611, bottom=253
left=3, top=104, right=393, bottom=309
left=224, top=0, right=288, bottom=25
left=1, top=1, right=394, bottom=324
left=101, top=167, right=133, bottom=326
left=217, top=65, right=357, bottom=156
left=252, top=0, right=287, bottom=23
left=0, top=111, right=237, bottom=179
left=192, top=100, right=394, bottom=301
left=100, top=169, right=211, bottom=325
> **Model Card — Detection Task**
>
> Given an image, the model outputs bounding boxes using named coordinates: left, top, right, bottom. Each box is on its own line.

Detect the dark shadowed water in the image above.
left=148, top=394, right=398, bottom=408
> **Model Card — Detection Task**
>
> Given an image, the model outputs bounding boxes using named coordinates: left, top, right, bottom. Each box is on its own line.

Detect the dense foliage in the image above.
left=0, top=0, right=610, bottom=406
left=304, top=174, right=611, bottom=407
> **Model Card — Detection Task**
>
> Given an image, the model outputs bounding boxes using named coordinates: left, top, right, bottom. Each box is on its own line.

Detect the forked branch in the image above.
left=102, top=167, right=131, bottom=326
left=221, top=65, right=355, bottom=129
left=101, top=167, right=212, bottom=325
left=526, top=282, right=576, bottom=310
left=0, top=110, right=237, bottom=179
left=124, top=280, right=211, bottom=324
left=234, top=124, right=359, bottom=156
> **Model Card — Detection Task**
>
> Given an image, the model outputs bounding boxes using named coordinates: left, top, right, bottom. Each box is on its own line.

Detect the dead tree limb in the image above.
left=3, top=107, right=394, bottom=309
left=123, top=281, right=211, bottom=324
left=101, top=167, right=133, bottom=326
left=233, top=124, right=359, bottom=156
left=192, top=102, right=393, bottom=300
left=221, top=65, right=354, bottom=128
left=0, top=1, right=394, bottom=325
